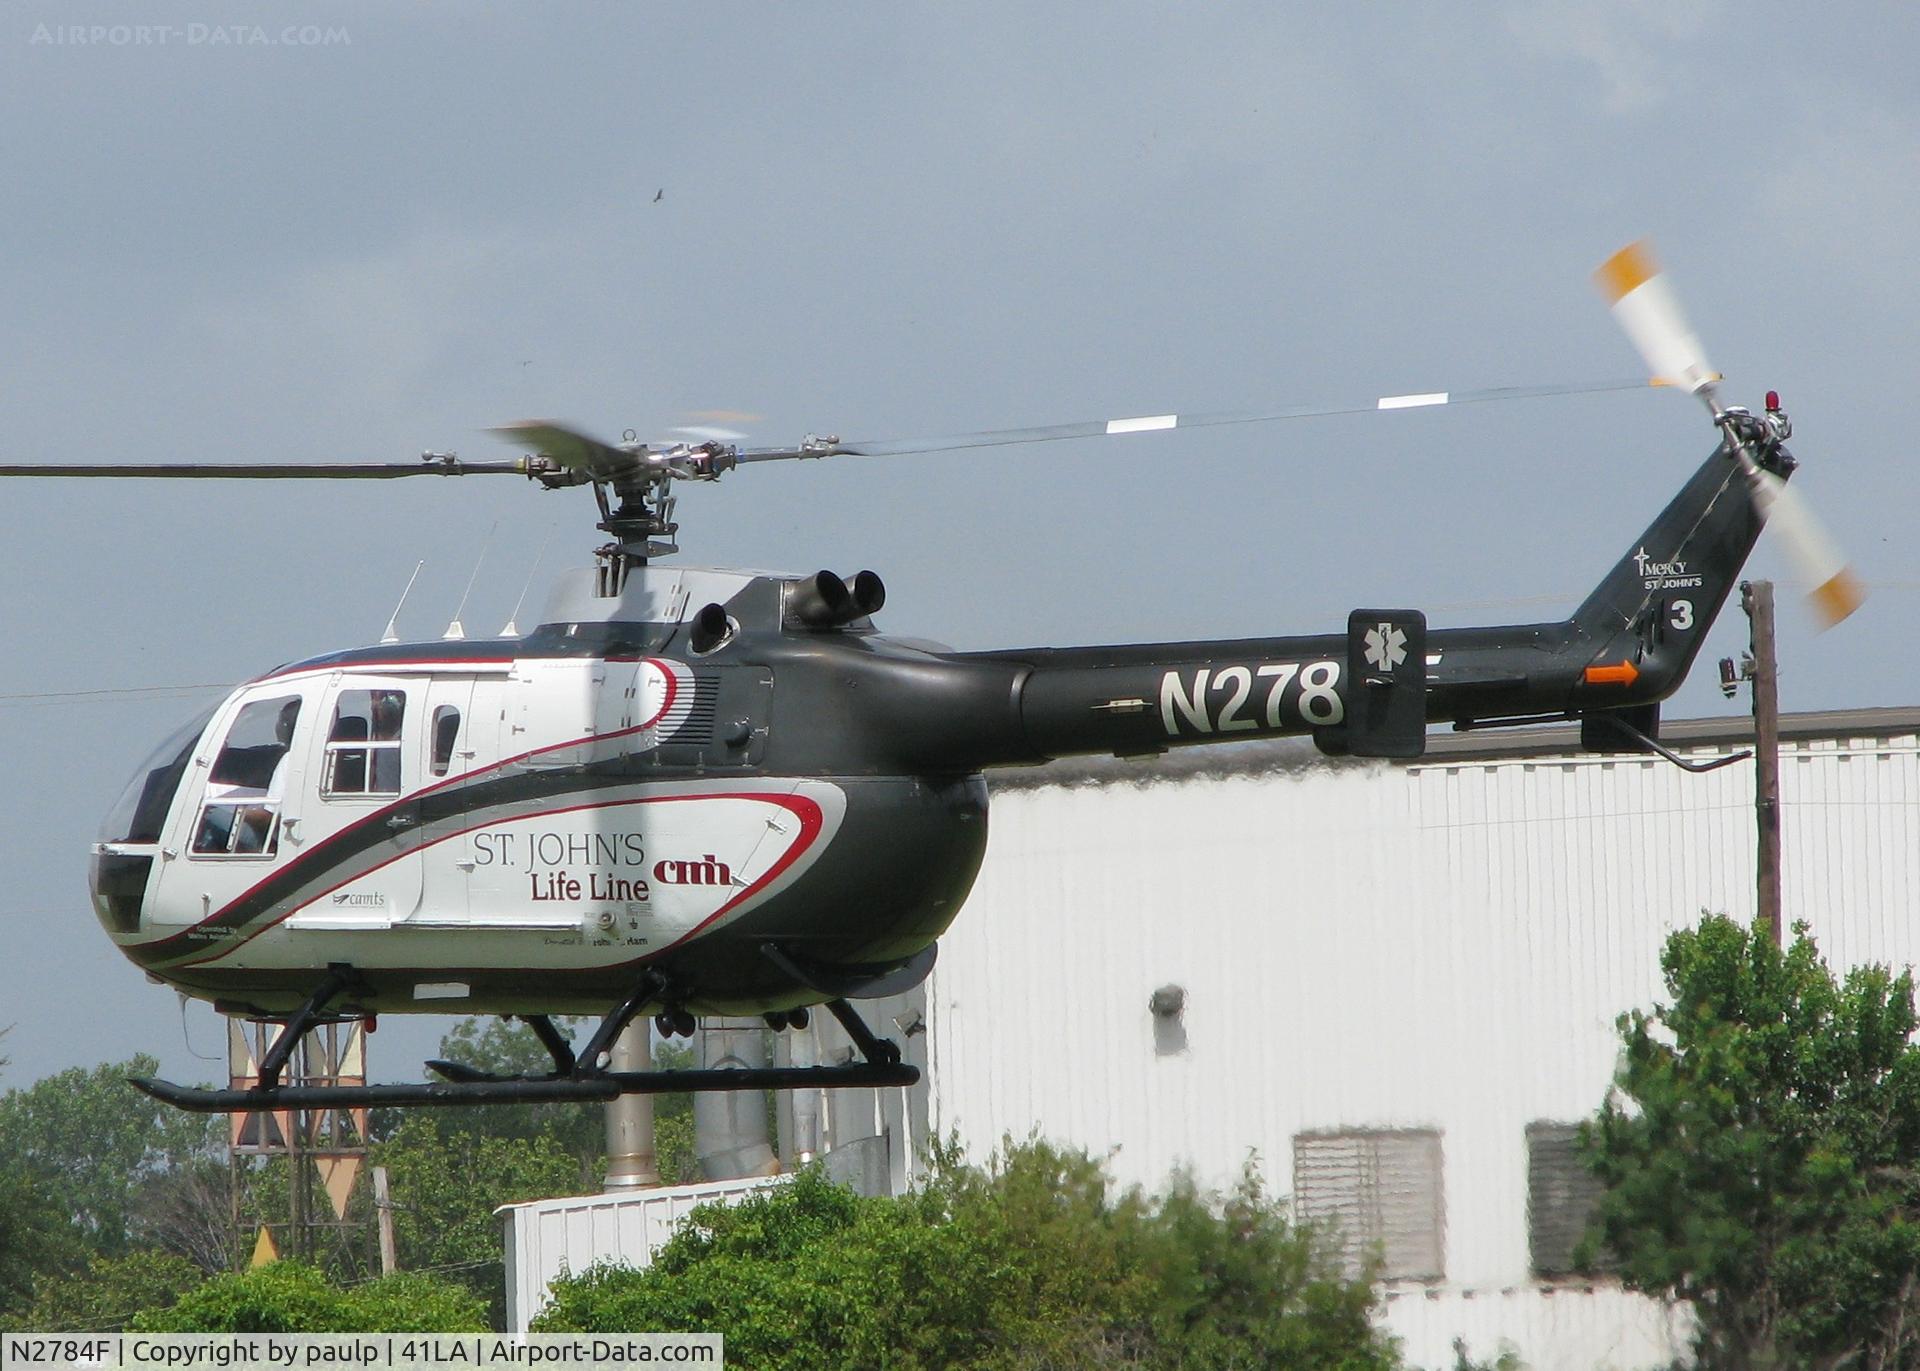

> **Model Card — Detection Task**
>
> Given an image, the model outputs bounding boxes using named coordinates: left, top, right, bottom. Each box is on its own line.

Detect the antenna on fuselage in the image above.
left=444, top=522, right=497, bottom=641
left=500, top=525, right=554, bottom=639
left=380, top=561, right=425, bottom=645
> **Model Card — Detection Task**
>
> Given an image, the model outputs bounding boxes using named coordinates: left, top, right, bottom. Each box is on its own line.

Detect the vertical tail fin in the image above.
left=1569, top=436, right=1777, bottom=699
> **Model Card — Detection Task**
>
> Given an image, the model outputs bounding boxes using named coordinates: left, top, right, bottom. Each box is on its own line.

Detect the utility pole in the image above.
left=1741, top=580, right=1783, bottom=946
left=372, top=1166, right=398, bottom=1275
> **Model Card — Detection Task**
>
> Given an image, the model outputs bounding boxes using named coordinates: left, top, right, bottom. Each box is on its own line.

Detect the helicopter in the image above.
left=0, top=242, right=1864, bottom=1113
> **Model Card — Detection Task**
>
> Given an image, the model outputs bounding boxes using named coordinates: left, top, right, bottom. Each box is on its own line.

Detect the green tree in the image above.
left=419, top=1018, right=603, bottom=1171
left=131, top=1261, right=485, bottom=1333
left=0, top=1166, right=88, bottom=1320
left=132, top=1123, right=254, bottom=1274
left=416, top=1019, right=703, bottom=1185
left=0, top=1054, right=212, bottom=1258
left=20, top=1250, right=205, bottom=1331
left=647, top=1039, right=700, bottom=1185
left=0, top=1055, right=221, bottom=1319
left=1137, top=1166, right=1391, bottom=1368
left=370, top=1113, right=588, bottom=1326
left=1582, top=914, right=1920, bottom=1369
left=535, top=1139, right=1399, bottom=1371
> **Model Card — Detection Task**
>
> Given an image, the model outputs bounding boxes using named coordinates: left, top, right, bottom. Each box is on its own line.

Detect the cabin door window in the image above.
left=322, top=688, right=407, bottom=797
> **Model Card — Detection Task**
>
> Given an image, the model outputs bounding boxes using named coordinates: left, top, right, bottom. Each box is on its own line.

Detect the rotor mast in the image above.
left=487, top=421, right=848, bottom=592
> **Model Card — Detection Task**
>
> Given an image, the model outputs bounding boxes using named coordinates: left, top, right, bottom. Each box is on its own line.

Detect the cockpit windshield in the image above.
left=98, top=705, right=217, bottom=845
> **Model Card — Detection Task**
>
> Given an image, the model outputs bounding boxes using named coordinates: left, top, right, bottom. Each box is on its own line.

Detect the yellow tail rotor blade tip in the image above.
left=1595, top=239, right=1660, bottom=304
left=1810, top=568, right=1866, bottom=629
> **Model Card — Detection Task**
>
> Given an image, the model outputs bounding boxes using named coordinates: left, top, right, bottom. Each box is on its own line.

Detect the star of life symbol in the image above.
left=1363, top=621, right=1408, bottom=672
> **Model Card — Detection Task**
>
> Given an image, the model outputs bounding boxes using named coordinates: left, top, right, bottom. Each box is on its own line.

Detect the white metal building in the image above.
left=503, top=708, right=1920, bottom=1364
left=924, top=707, right=1920, bottom=1370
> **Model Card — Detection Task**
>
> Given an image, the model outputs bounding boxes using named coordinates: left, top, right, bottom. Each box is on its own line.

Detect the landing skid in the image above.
left=132, top=1056, right=917, bottom=1113
left=131, top=962, right=918, bottom=1114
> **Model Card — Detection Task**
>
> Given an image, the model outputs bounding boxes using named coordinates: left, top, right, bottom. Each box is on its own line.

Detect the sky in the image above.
left=2, top=1, right=1916, bottom=1088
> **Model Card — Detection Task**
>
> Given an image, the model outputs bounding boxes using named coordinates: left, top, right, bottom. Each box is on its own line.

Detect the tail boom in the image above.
left=897, top=435, right=1775, bottom=769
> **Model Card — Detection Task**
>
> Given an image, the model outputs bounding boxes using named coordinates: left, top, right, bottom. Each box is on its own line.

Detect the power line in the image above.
left=0, top=683, right=233, bottom=707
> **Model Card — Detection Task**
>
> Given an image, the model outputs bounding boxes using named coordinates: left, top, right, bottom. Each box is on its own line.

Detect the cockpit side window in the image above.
left=324, top=689, right=406, bottom=797
left=191, top=694, right=301, bottom=858
left=430, top=705, right=461, bottom=777
left=209, top=697, right=301, bottom=789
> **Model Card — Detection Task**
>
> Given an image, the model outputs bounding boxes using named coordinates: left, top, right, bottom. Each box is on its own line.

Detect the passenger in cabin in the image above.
left=370, top=691, right=405, bottom=792
left=265, top=702, right=298, bottom=797
left=326, top=689, right=406, bottom=795
left=195, top=696, right=303, bottom=855
left=210, top=697, right=302, bottom=792
left=232, top=805, right=276, bottom=853
left=329, top=710, right=371, bottom=792
left=193, top=803, right=236, bottom=853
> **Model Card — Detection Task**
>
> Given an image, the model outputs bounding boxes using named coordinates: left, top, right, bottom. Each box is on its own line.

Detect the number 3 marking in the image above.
left=1669, top=599, right=1694, bottom=632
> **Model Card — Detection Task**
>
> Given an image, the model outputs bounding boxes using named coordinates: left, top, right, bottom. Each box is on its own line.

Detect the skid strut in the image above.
left=521, top=1014, right=578, bottom=1075
left=253, top=965, right=356, bottom=1089
left=131, top=968, right=918, bottom=1114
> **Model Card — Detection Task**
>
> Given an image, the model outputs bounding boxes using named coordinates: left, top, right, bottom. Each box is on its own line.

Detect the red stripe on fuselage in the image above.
left=129, top=657, right=698, bottom=959
left=172, top=789, right=826, bottom=970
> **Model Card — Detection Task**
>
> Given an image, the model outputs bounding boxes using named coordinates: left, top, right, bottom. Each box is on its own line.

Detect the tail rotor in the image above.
left=1595, top=239, right=1864, bottom=629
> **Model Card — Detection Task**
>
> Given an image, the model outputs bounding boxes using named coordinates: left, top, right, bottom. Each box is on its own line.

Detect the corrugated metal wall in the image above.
left=924, top=718, right=1920, bottom=1370
left=501, top=1175, right=782, bottom=1330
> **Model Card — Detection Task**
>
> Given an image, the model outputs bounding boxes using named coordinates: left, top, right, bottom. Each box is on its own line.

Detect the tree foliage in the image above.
left=138, top=1137, right=256, bottom=1275
left=130, top=1261, right=485, bottom=1333
left=20, top=1250, right=205, bottom=1332
left=534, top=1139, right=1397, bottom=1371
left=418, top=1019, right=701, bottom=1186
left=0, top=1054, right=216, bottom=1257
left=644, top=1039, right=699, bottom=1186
left=0, top=1166, right=89, bottom=1320
left=370, top=1113, right=588, bottom=1326
left=1583, top=914, right=1920, bottom=1369
left=419, top=1018, right=604, bottom=1170
left=0, top=1054, right=226, bottom=1319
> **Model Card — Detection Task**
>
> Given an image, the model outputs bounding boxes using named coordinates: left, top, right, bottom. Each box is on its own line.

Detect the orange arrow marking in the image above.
left=1583, top=661, right=1641, bottom=687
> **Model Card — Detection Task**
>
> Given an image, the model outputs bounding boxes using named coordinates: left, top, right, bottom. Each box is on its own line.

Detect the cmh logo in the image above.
left=653, top=854, right=734, bottom=887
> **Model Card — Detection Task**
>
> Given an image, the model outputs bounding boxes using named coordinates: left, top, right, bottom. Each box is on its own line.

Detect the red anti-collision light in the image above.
left=1765, top=389, right=1781, bottom=411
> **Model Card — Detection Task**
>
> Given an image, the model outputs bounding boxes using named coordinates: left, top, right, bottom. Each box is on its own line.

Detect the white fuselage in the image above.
left=94, top=649, right=850, bottom=1011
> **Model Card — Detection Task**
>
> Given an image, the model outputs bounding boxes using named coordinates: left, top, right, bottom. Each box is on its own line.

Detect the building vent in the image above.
left=1293, top=1128, right=1445, bottom=1282
left=1526, top=1121, right=1608, bottom=1277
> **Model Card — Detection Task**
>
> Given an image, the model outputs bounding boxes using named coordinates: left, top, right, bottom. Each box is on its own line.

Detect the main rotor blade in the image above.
left=0, top=460, right=526, bottom=479
left=489, top=420, right=635, bottom=479
left=732, top=377, right=1654, bottom=463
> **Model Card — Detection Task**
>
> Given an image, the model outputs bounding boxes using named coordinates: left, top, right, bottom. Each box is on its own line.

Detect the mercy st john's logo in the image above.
left=1633, top=546, right=1704, bottom=590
